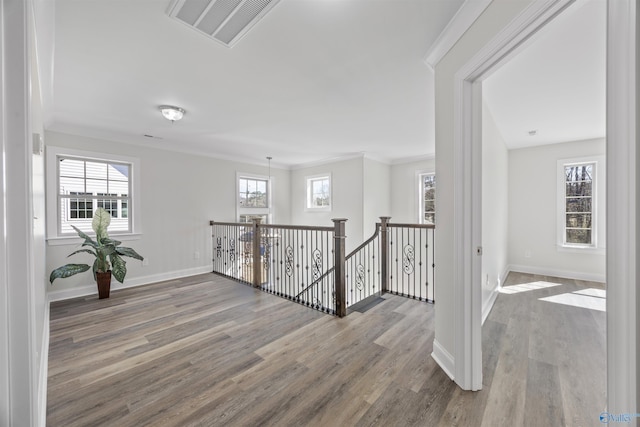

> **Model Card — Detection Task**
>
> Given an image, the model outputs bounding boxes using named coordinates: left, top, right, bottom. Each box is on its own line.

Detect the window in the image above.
left=46, top=146, right=140, bottom=241
left=69, top=192, right=93, bottom=219
left=237, top=174, right=271, bottom=223
left=97, top=193, right=118, bottom=217
left=562, top=162, right=595, bottom=246
left=419, top=173, right=436, bottom=224
left=557, top=156, right=604, bottom=250
left=306, top=175, right=331, bottom=211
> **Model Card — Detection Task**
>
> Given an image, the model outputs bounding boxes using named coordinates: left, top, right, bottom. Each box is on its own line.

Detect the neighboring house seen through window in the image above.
left=58, top=157, right=131, bottom=235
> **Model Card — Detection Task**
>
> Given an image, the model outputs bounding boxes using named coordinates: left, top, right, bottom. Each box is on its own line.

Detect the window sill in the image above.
left=557, top=244, right=605, bottom=255
left=47, top=233, right=142, bottom=246
left=305, top=207, right=332, bottom=213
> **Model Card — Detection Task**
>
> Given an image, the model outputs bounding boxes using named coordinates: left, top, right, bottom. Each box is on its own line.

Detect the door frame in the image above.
left=453, top=0, right=637, bottom=413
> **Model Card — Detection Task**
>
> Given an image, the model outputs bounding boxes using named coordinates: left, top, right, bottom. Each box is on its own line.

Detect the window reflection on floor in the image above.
left=539, top=288, right=606, bottom=312
left=499, top=280, right=606, bottom=311
left=499, top=281, right=561, bottom=294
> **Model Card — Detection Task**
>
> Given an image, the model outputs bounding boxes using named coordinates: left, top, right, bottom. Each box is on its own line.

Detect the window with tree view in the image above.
left=564, top=163, right=594, bottom=245
left=306, top=175, right=331, bottom=210
left=420, top=174, right=436, bottom=224
left=239, top=177, right=268, bottom=208
left=238, top=175, right=270, bottom=223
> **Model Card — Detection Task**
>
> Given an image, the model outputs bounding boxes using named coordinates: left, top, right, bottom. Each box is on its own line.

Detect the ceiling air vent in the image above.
left=167, top=0, right=281, bottom=48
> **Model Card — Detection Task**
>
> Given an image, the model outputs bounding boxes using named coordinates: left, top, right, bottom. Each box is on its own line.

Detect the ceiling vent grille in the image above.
left=167, top=0, right=280, bottom=48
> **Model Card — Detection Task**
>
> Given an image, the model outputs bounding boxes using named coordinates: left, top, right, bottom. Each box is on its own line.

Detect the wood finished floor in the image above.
left=47, top=272, right=606, bottom=426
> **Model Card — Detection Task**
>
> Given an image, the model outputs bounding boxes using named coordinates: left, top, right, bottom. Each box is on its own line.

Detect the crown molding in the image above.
left=391, top=152, right=435, bottom=166
left=46, top=125, right=291, bottom=170
left=290, top=153, right=366, bottom=170
left=423, top=0, right=493, bottom=71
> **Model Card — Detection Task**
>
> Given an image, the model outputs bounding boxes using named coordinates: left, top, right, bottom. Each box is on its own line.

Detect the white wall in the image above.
left=390, top=157, right=435, bottom=223
left=508, top=138, right=606, bottom=282
left=481, top=102, right=509, bottom=321
left=363, top=157, right=391, bottom=238
left=1, top=0, right=48, bottom=423
left=45, top=131, right=291, bottom=299
left=434, top=0, right=534, bottom=382
left=290, top=157, right=364, bottom=252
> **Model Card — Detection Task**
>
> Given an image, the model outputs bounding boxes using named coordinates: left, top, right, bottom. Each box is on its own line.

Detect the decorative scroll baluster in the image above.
left=211, top=217, right=434, bottom=317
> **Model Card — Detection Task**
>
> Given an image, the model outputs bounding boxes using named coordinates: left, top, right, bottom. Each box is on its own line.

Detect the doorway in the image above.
left=452, top=0, right=637, bottom=415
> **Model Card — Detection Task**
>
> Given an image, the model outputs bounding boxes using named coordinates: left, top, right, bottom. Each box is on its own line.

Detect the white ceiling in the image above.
left=43, top=0, right=606, bottom=168
left=46, top=0, right=465, bottom=167
left=483, top=0, right=606, bottom=149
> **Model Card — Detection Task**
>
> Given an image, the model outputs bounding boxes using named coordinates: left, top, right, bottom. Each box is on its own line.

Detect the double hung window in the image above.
left=237, top=174, right=271, bottom=223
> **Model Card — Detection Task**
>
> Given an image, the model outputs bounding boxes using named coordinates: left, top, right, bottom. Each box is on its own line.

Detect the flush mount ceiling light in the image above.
left=159, top=105, right=185, bottom=122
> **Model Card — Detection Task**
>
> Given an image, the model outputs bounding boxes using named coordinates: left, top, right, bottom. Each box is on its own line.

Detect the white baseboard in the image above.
left=38, top=302, right=50, bottom=427
left=431, top=339, right=455, bottom=381
left=482, top=286, right=499, bottom=325
left=47, top=265, right=213, bottom=302
left=508, top=264, right=605, bottom=284
left=481, top=265, right=510, bottom=325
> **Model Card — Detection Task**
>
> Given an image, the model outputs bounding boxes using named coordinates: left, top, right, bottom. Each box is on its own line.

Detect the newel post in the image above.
left=252, top=217, right=262, bottom=288
left=380, top=216, right=391, bottom=293
left=333, top=218, right=347, bottom=317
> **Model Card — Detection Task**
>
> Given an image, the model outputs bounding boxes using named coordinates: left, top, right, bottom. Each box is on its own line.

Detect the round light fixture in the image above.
left=159, top=105, right=185, bottom=122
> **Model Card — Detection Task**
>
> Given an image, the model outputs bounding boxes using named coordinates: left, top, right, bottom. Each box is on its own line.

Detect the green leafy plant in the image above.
left=50, top=208, right=144, bottom=284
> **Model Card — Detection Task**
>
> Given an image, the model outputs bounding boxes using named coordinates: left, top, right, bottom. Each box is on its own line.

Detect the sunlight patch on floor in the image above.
left=499, top=281, right=562, bottom=294
left=539, top=288, right=606, bottom=312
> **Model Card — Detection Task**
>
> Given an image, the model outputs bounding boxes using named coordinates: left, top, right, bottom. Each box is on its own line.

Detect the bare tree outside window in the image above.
left=421, top=174, right=436, bottom=224
left=564, top=163, right=594, bottom=245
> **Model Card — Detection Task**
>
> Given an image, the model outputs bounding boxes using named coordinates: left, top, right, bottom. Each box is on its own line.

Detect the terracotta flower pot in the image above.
left=96, top=271, right=112, bottom=299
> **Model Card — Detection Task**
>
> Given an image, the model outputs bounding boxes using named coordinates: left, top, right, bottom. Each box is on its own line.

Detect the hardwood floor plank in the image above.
left=523, top=359, right=565, bottom=427
left=47, top=272, right=605, bottom=426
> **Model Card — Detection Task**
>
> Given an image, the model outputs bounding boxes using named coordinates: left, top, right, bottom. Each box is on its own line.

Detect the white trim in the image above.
left=481, top=286, right=499, bottom=325
left=390, top=153, right=435, bottom=166
left=304, top=173, right=332, bottom=212
left=508, top=264, right=605, bottom=284
left=3, top=0, right=38, bottom=423
left=556, top=155, right=605, bottom=251
left=431, top=339, right=455, bottom=381
left=417, top=171, right=436, bottom=225
left=606, top=0, right=637, bottom=415
left=481, top=262, right=507, bottom=325
left=45, top=145, right=142, bottom=240
left=47, top=266, right=213, bottom=302
left=236, top=172, right=272, bottom=223
left=453, top=0, right=577, bottom=392
left=423, top=0, right=493, bottom=70
left=37, top=303, right=50, bottom=427
left=47, top=233, right=142, bottom=246
left=290, top=153, right=365, bottom=170
left=0, top=4, right=9, bottom=424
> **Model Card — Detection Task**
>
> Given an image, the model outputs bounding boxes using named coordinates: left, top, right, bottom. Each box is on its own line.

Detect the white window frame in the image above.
left=237, top=172, right=272, bottom=223
left=418, top=171, right=436, bottom=224
left=556, top=155, right=605, bottom=253
left=46, top=146, right=141, bottom=245
left=305, top=174, right=332, bottom=212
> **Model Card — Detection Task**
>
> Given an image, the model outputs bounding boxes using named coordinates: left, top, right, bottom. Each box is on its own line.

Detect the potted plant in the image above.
left=49, top=207, right=144, bottom=299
